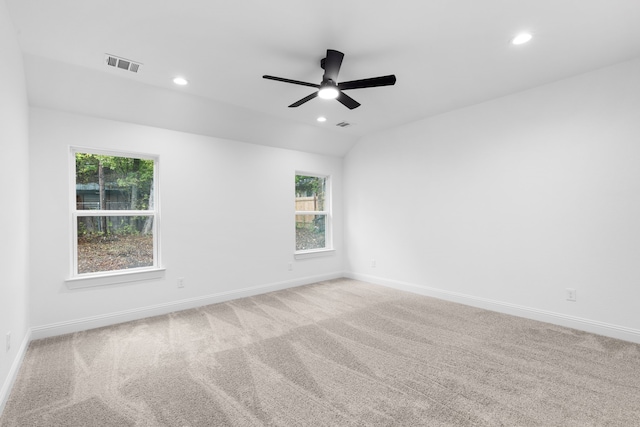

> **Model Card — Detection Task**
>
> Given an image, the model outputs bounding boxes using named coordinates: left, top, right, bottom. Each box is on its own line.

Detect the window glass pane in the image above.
left=295, top=214, right=326, bottom=251
left=77, top=216, right=154, bottom=274
left=295, top=175, right=326, bottom=211
left=76, top=153, right=154, bottom=210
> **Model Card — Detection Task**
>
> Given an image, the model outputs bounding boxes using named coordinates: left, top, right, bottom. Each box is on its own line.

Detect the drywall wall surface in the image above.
left=345, top=57, right=640, bottom=334
left=0, top=0, right=30, bottom=412
left=28, top=108, right=344, bottom=330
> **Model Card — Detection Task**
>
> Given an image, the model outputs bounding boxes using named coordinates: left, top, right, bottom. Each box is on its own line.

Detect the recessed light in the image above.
left=173, top=77, right=188, bottom=86
left=317, top=116, right=327, bottom=122
left=511, top=33, right=533, bottom=45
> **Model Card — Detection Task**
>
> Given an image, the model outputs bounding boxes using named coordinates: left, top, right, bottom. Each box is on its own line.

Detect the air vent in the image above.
left=336, top=121, right=352, bottom=128
left=104, top=54, right=142, bottom=73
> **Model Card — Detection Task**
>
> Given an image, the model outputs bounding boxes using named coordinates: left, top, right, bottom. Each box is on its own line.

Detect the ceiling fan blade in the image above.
left=338, top=75, right=396, bottom=91
left=336, top=91, right=360, bottom=109
left=288, top=92, right=318, bottom=108
left=322, top=49, right=344, bottom=82
left=263, top=75, right=319, bottom=89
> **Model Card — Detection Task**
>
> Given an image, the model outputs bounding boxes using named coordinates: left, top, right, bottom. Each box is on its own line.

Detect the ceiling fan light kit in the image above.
left=318, top=82, right=339, bottom=99
left=263, top=49, right=396, bottom=109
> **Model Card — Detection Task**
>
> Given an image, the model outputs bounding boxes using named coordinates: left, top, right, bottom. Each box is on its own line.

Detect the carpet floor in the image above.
left=1, top=278, right=639, bottom=426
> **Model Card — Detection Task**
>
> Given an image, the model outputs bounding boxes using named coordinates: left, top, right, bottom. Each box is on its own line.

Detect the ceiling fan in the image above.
left=263, top=49, right=396, bottom=110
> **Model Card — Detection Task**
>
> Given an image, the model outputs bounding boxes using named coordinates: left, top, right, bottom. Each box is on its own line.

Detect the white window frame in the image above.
left=294, top=172, right=334, bottom=258
left=66, top=147, right=164, bottom=288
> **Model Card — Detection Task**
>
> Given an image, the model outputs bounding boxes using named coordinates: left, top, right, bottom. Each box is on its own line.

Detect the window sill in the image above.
left=65, top=267, right=166, bottom=289
left=294, top=248, right=335, bottom=260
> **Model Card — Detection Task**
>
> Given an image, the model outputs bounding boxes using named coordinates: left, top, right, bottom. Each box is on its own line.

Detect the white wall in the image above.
left=345, top=57, right=640, bottom=342
left=29, top=108, right=344, bottom=335
left=0, top=0, right=30, bottom=411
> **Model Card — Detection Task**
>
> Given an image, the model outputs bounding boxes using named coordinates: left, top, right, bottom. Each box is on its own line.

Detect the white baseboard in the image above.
left=31, top=272, right=345, bottom=340
left=0, top=329, right=31, bottom=417
left=347, top=272, right=640, bottom=344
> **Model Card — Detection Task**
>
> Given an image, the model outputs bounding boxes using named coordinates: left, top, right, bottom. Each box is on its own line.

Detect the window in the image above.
left=70, top=148, right=160, bottom=279
left=295, top=173, right=331, bottom=253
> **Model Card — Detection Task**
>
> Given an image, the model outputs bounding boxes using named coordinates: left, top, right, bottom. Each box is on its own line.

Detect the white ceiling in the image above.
left=6, top=0, right=640, bottom=156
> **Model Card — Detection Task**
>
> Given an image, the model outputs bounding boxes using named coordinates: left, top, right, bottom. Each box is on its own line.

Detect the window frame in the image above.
left=66, top=146, right=164, bottom=288
left=294, top=171, right=333, bottom=257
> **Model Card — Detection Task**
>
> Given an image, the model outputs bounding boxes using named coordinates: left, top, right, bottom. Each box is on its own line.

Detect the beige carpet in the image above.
left=2, top=279, right=640, bottom=426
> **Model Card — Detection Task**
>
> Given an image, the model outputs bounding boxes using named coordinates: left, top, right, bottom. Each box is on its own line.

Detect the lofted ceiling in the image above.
left=6, top=0, right=640, bottom=156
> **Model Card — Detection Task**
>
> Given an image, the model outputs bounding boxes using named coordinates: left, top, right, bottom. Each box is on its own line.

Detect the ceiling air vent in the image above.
left=104, top=54, right=142, bottom=73
left=336, top=121, right=352, bottom=128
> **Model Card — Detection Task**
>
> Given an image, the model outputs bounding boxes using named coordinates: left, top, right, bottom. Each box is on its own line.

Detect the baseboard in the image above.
left=347, top=272, right=640, bottom=344
left=0, top=329, right=31, bottom=417
left=31, top=272, right=345, bottom=340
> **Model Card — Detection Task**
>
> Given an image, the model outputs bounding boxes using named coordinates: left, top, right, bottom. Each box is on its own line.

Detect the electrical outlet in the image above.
left=6, top=332, right=10, bottom=352
left=371, top=259, right=376, bottom=268
left=177, top=278, right=184, bottom=288
left=288, top=263, right=293, bottom=271
left=566, top=288, right=577, bottom=302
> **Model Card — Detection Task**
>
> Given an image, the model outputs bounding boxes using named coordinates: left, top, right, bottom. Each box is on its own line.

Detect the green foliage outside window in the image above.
left=75, top=153, right=154, bottom=211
